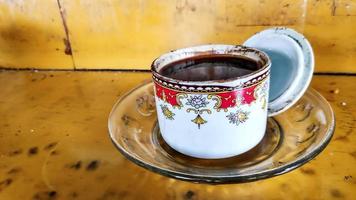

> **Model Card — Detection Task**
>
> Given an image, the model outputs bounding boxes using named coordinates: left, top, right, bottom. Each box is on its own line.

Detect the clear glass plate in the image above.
left=108, top=81, right=335, bottom=184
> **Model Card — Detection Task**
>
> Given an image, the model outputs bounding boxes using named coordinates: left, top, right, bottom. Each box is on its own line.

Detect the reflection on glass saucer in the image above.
left=108, top=82, right=334, bottom=184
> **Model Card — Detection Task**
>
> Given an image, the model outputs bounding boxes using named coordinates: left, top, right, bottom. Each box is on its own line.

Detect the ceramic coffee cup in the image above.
left=151, top=45, right=272, bottom=159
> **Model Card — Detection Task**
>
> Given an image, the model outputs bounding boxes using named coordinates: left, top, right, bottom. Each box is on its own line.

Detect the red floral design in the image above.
left=154, top=82, right=258, bottom=109
left=154, top=83, right=181, bottom=107
left=214, top=84, right=257, bottom=109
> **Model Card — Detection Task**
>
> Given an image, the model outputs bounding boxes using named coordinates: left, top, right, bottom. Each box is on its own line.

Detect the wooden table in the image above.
left=0, top=71, right=355, bottom=199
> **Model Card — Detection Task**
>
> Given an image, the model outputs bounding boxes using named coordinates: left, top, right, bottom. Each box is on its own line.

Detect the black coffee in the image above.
left=159, top=55, right=260, bottom=81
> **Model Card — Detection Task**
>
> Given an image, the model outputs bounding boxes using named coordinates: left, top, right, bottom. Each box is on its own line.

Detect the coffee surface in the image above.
left=159, top=55, right=260, bottom=81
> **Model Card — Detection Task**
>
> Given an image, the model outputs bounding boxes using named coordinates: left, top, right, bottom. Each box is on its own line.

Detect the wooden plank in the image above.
left=0, top=0, right=73, bottom=69
left=61, top=0, right=356, bottom=72
left=60, top=0, right=303, bottom=70
left=304, top=0, right=356, bottom=73
left=0, top=0, right=355, bottom=72
left=0, top=71, right=355, bottom=199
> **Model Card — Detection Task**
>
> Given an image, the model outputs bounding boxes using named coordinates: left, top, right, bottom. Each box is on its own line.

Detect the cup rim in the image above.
left=151, top=44, right=271, bottom=85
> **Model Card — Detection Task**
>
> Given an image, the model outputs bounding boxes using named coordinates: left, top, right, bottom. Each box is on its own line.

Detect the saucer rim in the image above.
left=108, top=81, right=335, bottom=184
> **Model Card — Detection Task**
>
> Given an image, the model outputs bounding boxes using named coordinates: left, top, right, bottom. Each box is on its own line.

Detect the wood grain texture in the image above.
left=0, top=71, right=354, bottom=199
left=0, top=0, right=73, bottom=69
left=61, top=0, right=356, bottom=71
left=0, top=0, right=355, bottom=72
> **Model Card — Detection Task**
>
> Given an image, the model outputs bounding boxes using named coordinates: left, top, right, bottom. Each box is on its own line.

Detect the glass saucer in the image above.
left=108, top=81, right=335, bottom=184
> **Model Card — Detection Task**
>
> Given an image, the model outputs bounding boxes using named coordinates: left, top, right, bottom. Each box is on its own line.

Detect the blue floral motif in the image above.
left=186, top=95, right=209, bottom=109
left=226, top=109, right=250, bottom=126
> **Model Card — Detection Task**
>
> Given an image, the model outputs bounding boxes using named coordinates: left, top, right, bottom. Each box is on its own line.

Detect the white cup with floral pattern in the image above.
left=152, top=45, right=271, bottom=159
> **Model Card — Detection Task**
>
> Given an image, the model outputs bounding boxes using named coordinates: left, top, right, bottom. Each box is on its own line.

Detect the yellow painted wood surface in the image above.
left=0, top=71, right=355, bottom=199
left=0, top=0, right=73, bottom=69
left=0, top=0, right=356, bottom=71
